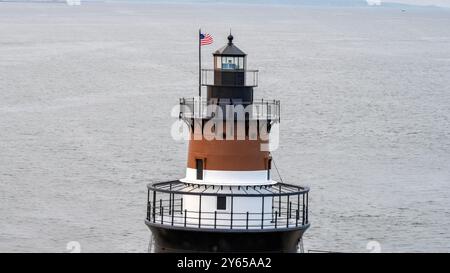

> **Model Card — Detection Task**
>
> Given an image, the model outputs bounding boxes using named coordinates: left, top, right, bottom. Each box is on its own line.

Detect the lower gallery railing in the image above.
left=146, top=182, right=309, bottom=231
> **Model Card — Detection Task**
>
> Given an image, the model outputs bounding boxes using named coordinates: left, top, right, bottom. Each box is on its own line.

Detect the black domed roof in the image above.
left=213, top=35, right=246, bottom=56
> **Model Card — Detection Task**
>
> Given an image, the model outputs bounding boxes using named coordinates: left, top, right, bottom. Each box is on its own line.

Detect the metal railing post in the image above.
left=271, top=197, right=274, bottom=222
left=286, top=209, right=289, bottom=228
left=184, top=209, right=187, bottom=227
left=171, top=202, right=174, bottom=226
left=161, top=207, right=164, bottom=224
left=261, top=196, right=265, bottom=230
left=198, top=195, right=202, bottom=228
left=214, top=211, right=217, bottom=229
left=230, top=196, right=233, bottom=229
left=152, top=191, right=156, bottom=223
left=306, top=192, right=309, bottom=224
left=278, top=185, right=282, bottom=217
left=289, top=201, right=292, bottom=219
left=168, top=188, right=172, bottom=216
left=180, top=197, right=183, bottom=214
left=172, top=193, right=175, bottom=216
left=275, top=212, right=278, bottom=229
left=302, top=194, right=306, bottom=226
left=287, top=195, right=290, bottom=219
left=246, top=212, right=249, bottom=230
left=296, top=210, right=299, bottom=227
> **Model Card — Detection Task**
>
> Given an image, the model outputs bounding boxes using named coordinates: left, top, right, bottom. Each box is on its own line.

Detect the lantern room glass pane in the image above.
left=222, top=56, right=237, bottom=70
left=237, top=57, right=244, bottom=69
left=217, top=56, right=245, bottom=70
left=215, top=56, right=221, bottom=69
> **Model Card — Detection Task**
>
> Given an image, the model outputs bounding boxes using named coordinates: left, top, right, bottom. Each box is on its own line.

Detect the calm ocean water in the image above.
left=0, top=2, right=449, bottom=252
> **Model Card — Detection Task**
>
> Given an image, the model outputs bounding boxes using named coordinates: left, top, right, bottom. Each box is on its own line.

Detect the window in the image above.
left=218, top=56, right=245, bottom=70
left=217, top=196, right=226, bottom=210
left=196, top=159, right=203, bottom=180
left=222, top=56, right=237, bottom=70
left=237, top=57, right=244, bottom=69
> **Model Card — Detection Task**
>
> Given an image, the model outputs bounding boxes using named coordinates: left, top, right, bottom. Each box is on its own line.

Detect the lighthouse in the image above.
left=145, top=34, right=310, bottom=253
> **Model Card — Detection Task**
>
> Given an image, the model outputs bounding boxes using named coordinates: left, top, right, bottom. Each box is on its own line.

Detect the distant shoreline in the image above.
left=0, top=0, right=446, bottom=10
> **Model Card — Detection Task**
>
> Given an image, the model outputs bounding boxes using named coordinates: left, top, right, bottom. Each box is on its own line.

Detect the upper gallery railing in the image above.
left=201, top=69, right=259, bottom=87
left=179, top=97, right=280, bottom=122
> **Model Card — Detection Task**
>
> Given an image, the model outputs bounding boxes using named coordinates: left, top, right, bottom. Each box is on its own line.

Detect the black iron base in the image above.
left=146, top=221, right=309, bottom=253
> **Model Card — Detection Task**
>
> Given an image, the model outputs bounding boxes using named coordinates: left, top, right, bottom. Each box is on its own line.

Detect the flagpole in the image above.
left=198, top=28, right=201, bottom=98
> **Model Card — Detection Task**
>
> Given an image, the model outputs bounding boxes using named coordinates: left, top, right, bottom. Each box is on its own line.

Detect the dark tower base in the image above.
left=146, top=222, right=310, bottom=253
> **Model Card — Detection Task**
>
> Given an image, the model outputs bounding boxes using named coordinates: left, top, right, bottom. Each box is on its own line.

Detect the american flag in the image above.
left=200, top=33, right=213, bottom=46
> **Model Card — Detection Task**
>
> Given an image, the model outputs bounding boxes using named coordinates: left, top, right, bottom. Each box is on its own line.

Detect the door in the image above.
left=196, top=159, right=204, bottom=180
